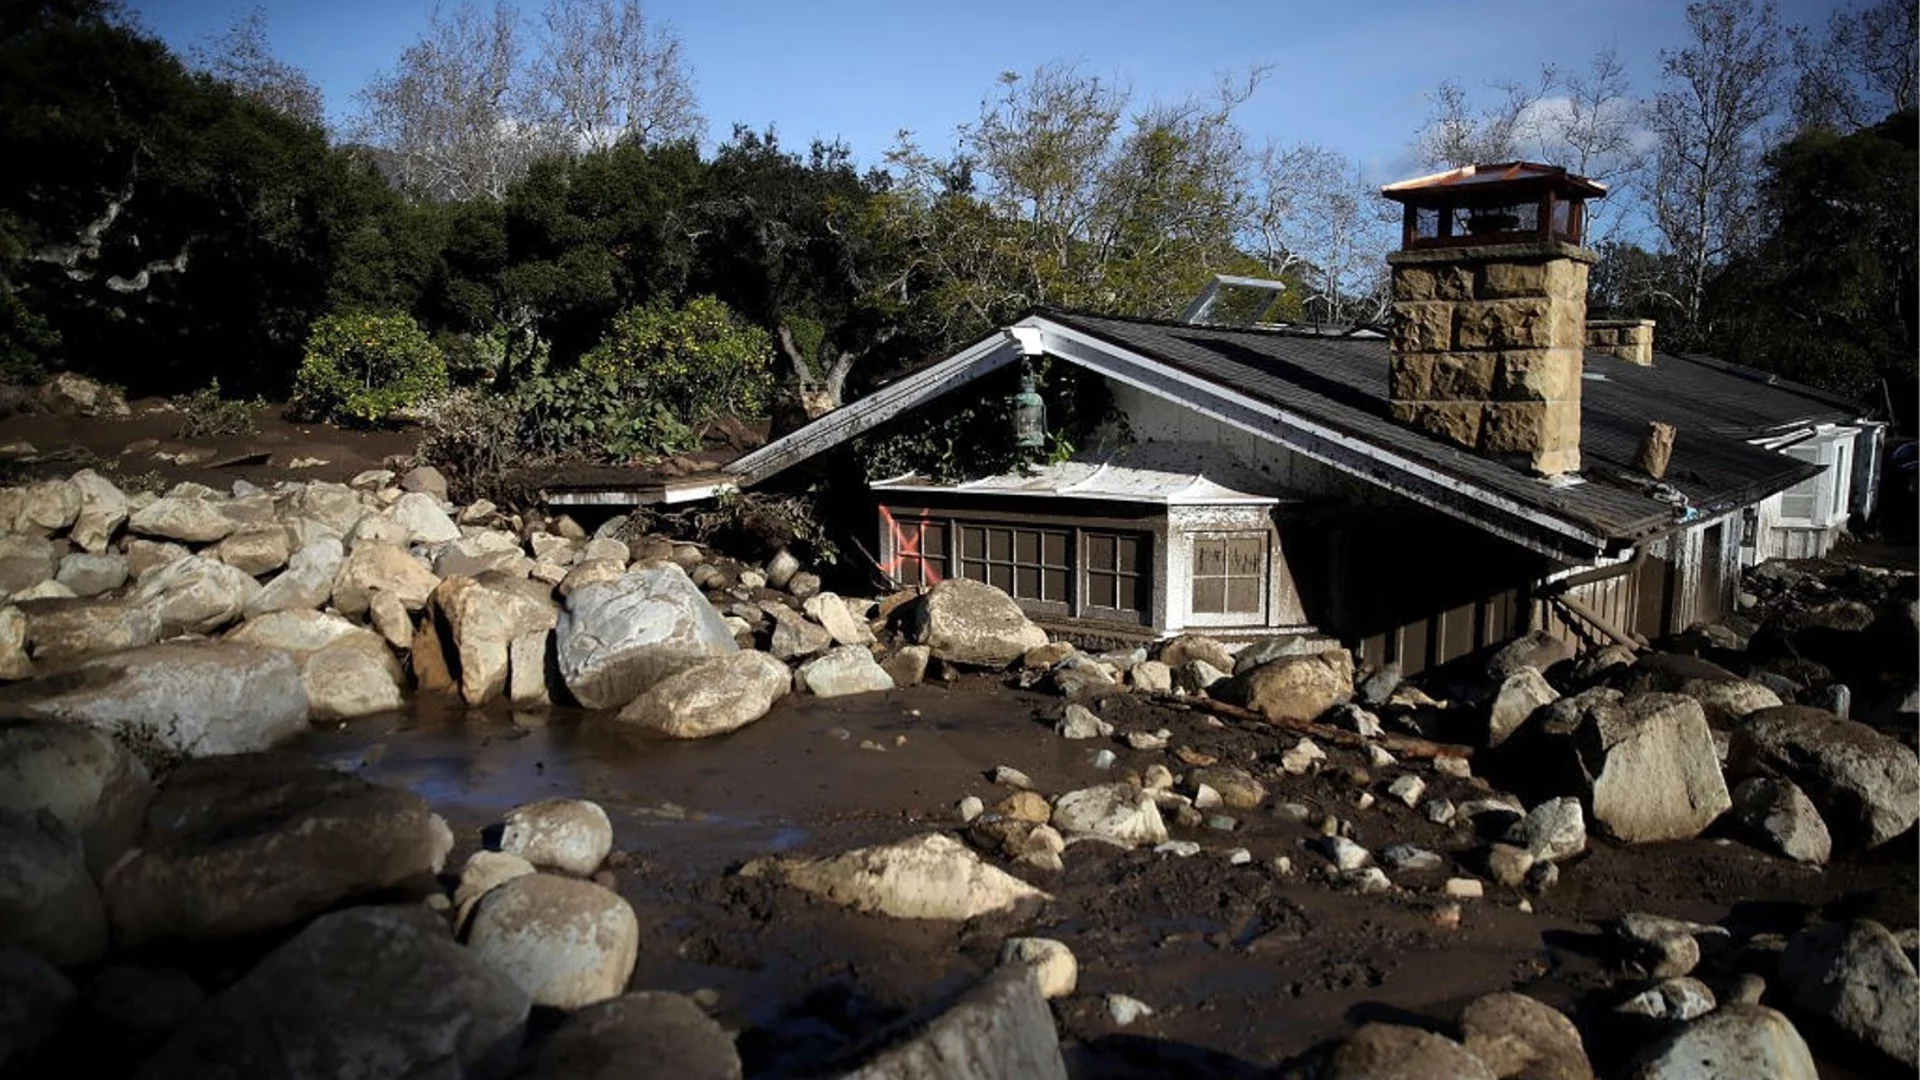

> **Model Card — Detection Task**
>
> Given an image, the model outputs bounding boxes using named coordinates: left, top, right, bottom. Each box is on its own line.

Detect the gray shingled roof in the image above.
left=1040, top=309, right=1830, bottom=545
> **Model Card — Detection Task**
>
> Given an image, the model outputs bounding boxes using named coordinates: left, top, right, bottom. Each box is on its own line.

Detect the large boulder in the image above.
left=36, top=373, right=128, bottom=418
left=555, top=566, right=737, bottom=710
left=131, top=555, right=260, bottom=634
left=0, top=641, right=307, bottom=765
left=333, top=541, right=439, bottom=617
left=1458, top=992, right=1593, bottom=1080
left=55, top=552, right=129, bottom=597
left=11, top=480, right=78, bottom=535
left=1225, top=649, right=1354, bottom=723
left=226, top=608, right=363, bottom=654
left=1319, top=1023, right=1496, bottom=1080
left=0, top=811, right=106, bottom=966
left=1728, top=775, right=1831, bottom=864
left=0, top=721, right=150, bottom=877
left=103, top=754, right=449, bottom=947
left=389, top=492, right=460, bottom=545
left=617, top=651, right=789, bottom=738
left=0, top=606, right=25, bottom=679
left=1534, top=692, right=1730, bottom=843
left=1730, top=705, right=1919, bottom=849
left=1625, top=1004, right=1816, bottom=1080
left=465, top=874, right=639, bottom=1010
left=134, top=905, right=528, bottom=1080
left=795, top=644, right=896, bottom=697
left=210, top=525, right=291, bottom=577
left=1685, top=679, right=1783, bottom=726
left=919, top=579, right=1048, bottom=668
left=1049, top=784, right=1168, bottom=847
left=741, top=833, right=1049, bottom=921
left=126, top=496, right=236, bottom=545
left=766, top=605, right=832, bottom=661
left=838, top=965, right=1067, bottom=1080
left=803, top=591, right=875, bottom=647
left=517, top=991, right=742, bottom=1080
left=300, top=636, right=406, bottom=720
left=430, top=575, right=560, bottom=706
left=67, top=470, right=128, bottom=554
left=499, top=799, right=613, bottom=877
left=1486, top=630, right=1574, bottom=680
left=1487, top=667, right=1559, bottom=748
left=1777, top=919, right=1918, bottom=1069
left=0, top=944, right=75, bottom=1073
left=0, top=535, right=57, bottom=595
left=244, top=537, right=344, bottom=619
left=286, top=482, right=368, bottom=537
left=20, top=597, right=162, bottom=666
left=1160, top=633, right=1235, bottom=674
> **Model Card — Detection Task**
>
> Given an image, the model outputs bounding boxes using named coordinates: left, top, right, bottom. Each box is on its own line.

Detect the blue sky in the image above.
left=127, top=0, right=1853, bottom=182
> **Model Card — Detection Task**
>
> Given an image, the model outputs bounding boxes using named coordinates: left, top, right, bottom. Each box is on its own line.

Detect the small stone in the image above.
left=1204, top=815, right=1237, bottom=832
left=1272, top=855, right=1293, bottom=875
left=1126, top=729, right=1170, bottom=751
left=1057, top=703, right=1112, bottom=740
left=1353, top=792, right=1376, bottom=810
left=991, top=765, right=1033, bottom=790
left=1445, top=877, right=1485, bottom=899
left=1193, top=783, right=1223, bottom=810
left=1142, top=764, right=1174, bottom=791
left=1154, top=840, right=1201, bottom=857
left=1431, top=903, right=1463, bottom=929
left=1433, top=755, right=1472, bottom=778
left=1422, top=798, right=1457, bottom=824
left=1280, top=737, right=1326, bottom=774
left=999, top=937, right=1077, bottom=999
left=1388, top=774, right=1427, bottom=808
left=1486, top=843, right=1534, bottom=887
left=1367, top=744, right=1398, bottom=768
left=1338, top=867, right=1393, bottom=894
left=1380, top=843, right=1444, bottom=872
left=1617, top=977, right=1717, bottom=1022
left=1225, top=848, right=1252, bottom=865
left=1318, top=835, right=1371, bottom=871
left=1105, top=993, right=1154, bottom=1026
left=1090, top=749, right=1117, bottom=770
left=957, top=796, right=984, bottom=823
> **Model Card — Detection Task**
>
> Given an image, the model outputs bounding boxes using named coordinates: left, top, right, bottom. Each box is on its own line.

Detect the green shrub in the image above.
left=291, top=311, right=448, bottom=426
left=579, top=296, right=774, bottom=442
left=174, top=379, right=261, bottom=440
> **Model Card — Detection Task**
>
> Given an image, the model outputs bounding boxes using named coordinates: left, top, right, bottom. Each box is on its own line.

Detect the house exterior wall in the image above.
left=1748, top=424, right=1859, bottom=564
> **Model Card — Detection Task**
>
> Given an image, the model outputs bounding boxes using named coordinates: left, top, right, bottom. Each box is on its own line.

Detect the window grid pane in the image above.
left=1190, top=533, right=1265, bottom=617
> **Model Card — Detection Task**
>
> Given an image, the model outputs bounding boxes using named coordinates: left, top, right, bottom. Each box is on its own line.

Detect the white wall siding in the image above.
left=1107, top=380, right=1383, bottom=501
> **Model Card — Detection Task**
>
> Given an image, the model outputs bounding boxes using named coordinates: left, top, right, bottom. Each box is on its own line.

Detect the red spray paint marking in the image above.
left=876, top=505, right=941, bottom=585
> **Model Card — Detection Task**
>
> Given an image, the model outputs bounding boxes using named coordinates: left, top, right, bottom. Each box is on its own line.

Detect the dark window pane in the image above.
left=1117, top=537, right=1140, bottom=573
left=1227, top=578, right=1261, bottom=613
left=988, top=529, right=1011, bottom=562
left=1014, top=530, right=1038, bottom=564
left=1043, top=568, right=1068, bottom=599
left=1087, top=534, right=1115, bottom=570
left=989, top=565, right=1012, bottom=593
left=1015, top=567, right=1039, bottom=599
left=1087, top=571, right=1116, bottom=607
left=961, top=527, right=984, bottom=559
left=1227, top=537, right=1264, bottom=575
left=1125, top=574, right=1148, bottom=613
left=1193, top=578, right=1225, bottom=614
left=1194, top=540, right=1223, bottom=575
left=1043, top=532, right=1067, bottom=566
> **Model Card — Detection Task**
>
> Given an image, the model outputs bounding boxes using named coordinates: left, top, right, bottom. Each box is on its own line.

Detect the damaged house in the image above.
left=566, top=164, right=1886, bottom=676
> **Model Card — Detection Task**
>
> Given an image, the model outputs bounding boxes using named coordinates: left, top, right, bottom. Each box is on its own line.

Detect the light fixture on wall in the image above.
left=1012, top=362, right=1047, bottom=449
left=1005, top=325, right=1048, bottom=449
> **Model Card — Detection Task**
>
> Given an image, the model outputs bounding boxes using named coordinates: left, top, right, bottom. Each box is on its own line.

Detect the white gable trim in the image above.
left=725, top=316, right=1612, bottom=561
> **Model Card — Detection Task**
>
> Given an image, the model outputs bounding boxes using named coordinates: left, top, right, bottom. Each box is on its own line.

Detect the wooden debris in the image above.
left=1153, top=693, right=1474, bottom=761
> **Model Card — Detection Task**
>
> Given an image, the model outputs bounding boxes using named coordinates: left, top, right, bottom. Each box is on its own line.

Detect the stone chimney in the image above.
left=1380, top=164, right=1607, bottom=477
left=1585, top=318, right=1656, bottom=366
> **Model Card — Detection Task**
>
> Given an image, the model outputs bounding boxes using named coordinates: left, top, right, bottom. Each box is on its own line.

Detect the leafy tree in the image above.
left=1, top=0, right=344, bottom=395
left=1789, top=0, right=1917, bottom=133
left=1708, top=110, right=1916, bottom=397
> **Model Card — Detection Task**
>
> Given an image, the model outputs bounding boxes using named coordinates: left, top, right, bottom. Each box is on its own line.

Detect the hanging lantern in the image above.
left=1011, top=363, right=1047, bottom=449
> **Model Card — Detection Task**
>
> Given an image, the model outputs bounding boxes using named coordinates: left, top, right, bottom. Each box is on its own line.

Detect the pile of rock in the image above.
left=0, top=467, right=1076, bottom=761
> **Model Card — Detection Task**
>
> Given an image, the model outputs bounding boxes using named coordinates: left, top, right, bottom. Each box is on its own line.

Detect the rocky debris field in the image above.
left=0, top=460, right=1913, bottom=1079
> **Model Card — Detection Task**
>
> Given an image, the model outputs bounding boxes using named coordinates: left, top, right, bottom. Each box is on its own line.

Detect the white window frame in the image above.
left=1185, top=530, right=1269, bottom=627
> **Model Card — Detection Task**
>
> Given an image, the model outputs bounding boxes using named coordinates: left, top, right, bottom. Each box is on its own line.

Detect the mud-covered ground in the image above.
left=295, top=677, right=1917, bottom=1078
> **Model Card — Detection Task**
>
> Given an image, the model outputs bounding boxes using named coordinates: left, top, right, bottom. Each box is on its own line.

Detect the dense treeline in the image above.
left=0, top=0, right=1913, bottom=473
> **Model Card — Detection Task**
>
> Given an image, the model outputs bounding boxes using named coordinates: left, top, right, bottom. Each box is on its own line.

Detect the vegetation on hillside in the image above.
left=0, top=0, right=1912, bottom=494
